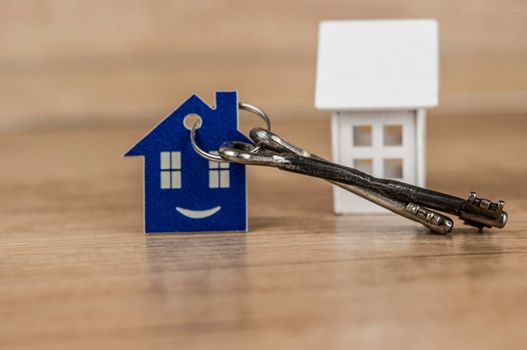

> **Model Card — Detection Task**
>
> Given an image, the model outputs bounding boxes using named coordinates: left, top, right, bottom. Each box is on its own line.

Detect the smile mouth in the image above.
left=176, top=206, right=221, bottom=219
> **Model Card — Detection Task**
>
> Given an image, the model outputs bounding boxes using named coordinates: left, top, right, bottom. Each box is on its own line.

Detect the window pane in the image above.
left=160, top=152, right=171, bottom=170
left=220, top=161, right=230, bottom=169
left=209, top=151, right=219, bottom=169
left=353, top=126, right=372, bottom=146
left=171, top=152, right=181, bottom=169
left=354, top=159, right=373, bottom=174
left=220, top=170, right=230, bottom=188
left=383, top=125, right=403, bottom=146
left=171, top=171, right=181, bottom=189
left=384, top=159, right=403, bottom=179
left=160, top=171, right=171, bottom=189
left=209, top=170, right=219, bottom=188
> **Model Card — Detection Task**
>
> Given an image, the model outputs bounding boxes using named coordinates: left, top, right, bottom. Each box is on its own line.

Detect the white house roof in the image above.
left=315, top=19, right=439, bottom=111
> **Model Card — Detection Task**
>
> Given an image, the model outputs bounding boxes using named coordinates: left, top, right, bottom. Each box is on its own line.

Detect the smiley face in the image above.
left=175, top=206, right=221, bottom=219
left=162, top=151, right=229, bottom=220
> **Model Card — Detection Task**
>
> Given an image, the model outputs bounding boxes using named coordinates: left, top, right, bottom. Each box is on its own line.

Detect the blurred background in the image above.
left=1, top=4, right=527, bottom=348
left=1, top=0, right=526, bottom=132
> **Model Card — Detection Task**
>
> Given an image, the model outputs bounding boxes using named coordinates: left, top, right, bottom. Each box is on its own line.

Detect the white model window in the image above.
left=343, top=113, right=414, bottom=181
left=334, top=111, right=416, bottom=214
left=160, top=151, right=181, bottom=189
left=351, top=124, right=404, bottom=179
left=208, top=151, right=230, bottom=188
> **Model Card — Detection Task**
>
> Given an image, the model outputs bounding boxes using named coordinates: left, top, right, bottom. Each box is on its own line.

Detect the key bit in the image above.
left=405, top=203, right=454, bottom=234
left=459, top=192, right=508, bottom=230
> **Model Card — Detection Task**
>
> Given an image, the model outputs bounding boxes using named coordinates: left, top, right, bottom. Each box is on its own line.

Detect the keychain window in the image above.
left=160, top=151, right=181, bottom=189
left=209, top=151, right=230, bottom=189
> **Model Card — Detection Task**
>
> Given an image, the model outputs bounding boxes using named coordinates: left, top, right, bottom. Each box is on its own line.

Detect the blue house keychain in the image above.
left=125, top=91, right=249, bottom=233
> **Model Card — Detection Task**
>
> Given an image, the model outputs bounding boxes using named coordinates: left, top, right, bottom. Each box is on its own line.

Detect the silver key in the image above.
left=219, top=128, right=507, bottom=234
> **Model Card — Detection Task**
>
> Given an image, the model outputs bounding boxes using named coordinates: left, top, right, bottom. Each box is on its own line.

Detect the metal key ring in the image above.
left=190, top=102, right=271, bottom=162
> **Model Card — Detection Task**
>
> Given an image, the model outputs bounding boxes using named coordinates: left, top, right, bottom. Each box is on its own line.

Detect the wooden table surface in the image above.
left=1, top=115, right=527, bottom=349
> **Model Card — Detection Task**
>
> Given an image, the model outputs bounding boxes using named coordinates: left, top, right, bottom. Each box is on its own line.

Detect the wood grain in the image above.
left=1, top=0, right=527, bottom=131
left=1, top=115, right=526, bottom=349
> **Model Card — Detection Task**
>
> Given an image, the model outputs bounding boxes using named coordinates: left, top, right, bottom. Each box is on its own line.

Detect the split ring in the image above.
left=190, top=102, right=271, bottom=162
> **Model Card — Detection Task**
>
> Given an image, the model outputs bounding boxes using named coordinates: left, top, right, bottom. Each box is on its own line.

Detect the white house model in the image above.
left=315, top=19, right=439, bottom=214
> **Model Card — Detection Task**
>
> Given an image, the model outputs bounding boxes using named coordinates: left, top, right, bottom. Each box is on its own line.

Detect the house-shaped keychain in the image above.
left=315, top=19, right=439, bottom=214
left=125, top=91, right=249, bottom=233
